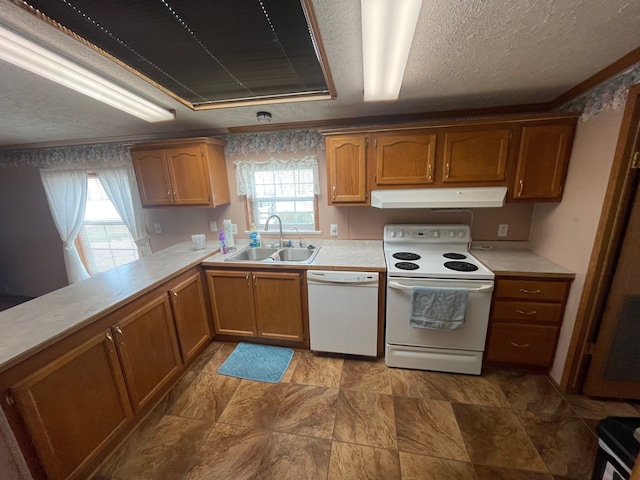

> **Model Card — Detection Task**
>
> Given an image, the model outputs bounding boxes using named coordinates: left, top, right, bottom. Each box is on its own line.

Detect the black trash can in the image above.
left=592, top=416, right=640, bottom=480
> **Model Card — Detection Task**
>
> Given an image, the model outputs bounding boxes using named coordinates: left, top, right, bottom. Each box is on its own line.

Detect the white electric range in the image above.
left=384, top=224, right=494, bottom=375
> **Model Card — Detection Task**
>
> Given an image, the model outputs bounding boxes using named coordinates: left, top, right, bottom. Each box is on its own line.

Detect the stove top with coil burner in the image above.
left=383, top=224, right=494, bottom=280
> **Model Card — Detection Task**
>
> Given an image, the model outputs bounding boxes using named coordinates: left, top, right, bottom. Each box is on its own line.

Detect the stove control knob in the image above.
left=457, top=230, right=466, bottom=238
left=432, top=230, right=440, bottom=238
left=389, top=230, right=397, bottom=238
left=398, top=231, right=405, bottom=238
left=449, top=230, right=456, bottom=238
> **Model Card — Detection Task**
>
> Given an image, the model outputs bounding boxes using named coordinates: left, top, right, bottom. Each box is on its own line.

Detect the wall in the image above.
left=529, top=109, right=624, bottom=384
left=0, top=130, right=533, bottom=297
left=146, top=136, right=534, bottom=249
left=0, top=166, right=67, bottom=297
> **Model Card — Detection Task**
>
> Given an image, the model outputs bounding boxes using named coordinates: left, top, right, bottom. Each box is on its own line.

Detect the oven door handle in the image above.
left=388, top=282, right=493, bottom=293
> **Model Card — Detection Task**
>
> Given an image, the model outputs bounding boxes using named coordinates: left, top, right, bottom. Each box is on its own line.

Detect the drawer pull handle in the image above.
left=519, top=288, right=541, bottom=294
left=516, top=309, right=537, bottom=315
left=510, top=342, right=530, bottom=348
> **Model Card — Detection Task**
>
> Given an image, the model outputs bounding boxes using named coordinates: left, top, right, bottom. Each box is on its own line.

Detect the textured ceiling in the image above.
left=0, top=0, right=639, bottom=149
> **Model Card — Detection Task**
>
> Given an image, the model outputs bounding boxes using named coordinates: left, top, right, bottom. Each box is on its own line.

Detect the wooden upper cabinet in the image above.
left=10, top=331, right=133, bottom=480
left=513, top=123, right=574, bottom=201
left=326, top=135, right=368, bottom=204
left=169, top=272, right=211, bottom=364
left=374, top=132, right=436, bottom=185
left=130, top=149, right=173, bottom=205
left=441, top=128, right=510, bottom=183
left=131, top=137, right=230, bottom=208
left=112, top=294, right=182, bottom=412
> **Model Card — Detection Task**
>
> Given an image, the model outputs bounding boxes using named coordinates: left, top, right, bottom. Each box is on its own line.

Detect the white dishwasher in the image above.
left=307, top=270, right=379, bottom=356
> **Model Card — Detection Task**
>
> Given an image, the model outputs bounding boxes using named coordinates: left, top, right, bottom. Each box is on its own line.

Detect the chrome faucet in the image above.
left=264, top=214, right=284, bottom=247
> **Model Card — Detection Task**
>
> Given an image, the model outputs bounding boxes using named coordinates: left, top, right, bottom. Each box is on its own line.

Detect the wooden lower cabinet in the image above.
left=2, top=267, right=211, bottom=480
left=113, top=294, right=182, bottom=412
left=206, top=269, right=307, bottom=346
left=169, top=272, right=211, bottom=363
left=484, top=275, right=572, bottom=369
left=10, top=331, right=133, bottom=480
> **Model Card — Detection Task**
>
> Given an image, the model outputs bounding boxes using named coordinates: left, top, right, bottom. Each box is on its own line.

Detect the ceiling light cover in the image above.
left=0, top=25, right=175, bottom=123
left=362, top=0, right=422, bottom=101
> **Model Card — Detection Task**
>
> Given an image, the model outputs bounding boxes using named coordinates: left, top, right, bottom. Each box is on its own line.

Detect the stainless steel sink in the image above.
left=274, top=248, right=317, bottom=262
left=225, top=246, right=320, bottom=264
left=226, top=247, right=278, bottom=261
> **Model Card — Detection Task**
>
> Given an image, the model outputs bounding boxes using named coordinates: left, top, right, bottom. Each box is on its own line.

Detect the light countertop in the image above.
left=471, top=242, right=575, bottom=278
left=201, top=240, right=386, bottom=271
left=0, top=242, right=218, bottom=374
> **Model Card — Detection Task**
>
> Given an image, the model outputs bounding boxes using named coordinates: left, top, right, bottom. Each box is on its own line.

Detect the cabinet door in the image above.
left=441, top=128, right=510, bottom=183
left=514, top=123, right=572, bottom=200
left=206, top=270, right=257, bottom=336
left=10, top=331, right=132, bottom=480
left=170, top=272, right=211, bottom=363
left=326, top=135, right=368, bottom=204
left=375, top=133, right=436, bottom=185
left=113, top=295, right=182, bottom=412
left=253, top=271, right=305, bottom=342
left=165, top=146, right=211, bottom=205
left=131, top=149, right=173, bottom=206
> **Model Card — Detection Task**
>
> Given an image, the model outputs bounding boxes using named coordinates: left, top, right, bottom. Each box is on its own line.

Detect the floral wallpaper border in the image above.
left=0, top=143, right=132, bottom=169
left=218, top=129, right=325, bottom=157
left=0, top=129, right=325, bottom=168
left=557, top=61, right=640, bottom=121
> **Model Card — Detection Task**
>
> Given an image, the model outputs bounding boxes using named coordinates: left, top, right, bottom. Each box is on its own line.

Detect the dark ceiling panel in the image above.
left=24, top=0, right=329, bottom=105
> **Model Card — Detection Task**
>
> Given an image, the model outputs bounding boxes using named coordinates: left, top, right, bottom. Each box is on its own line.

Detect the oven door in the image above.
left=385, top=277, right=494, bottom=351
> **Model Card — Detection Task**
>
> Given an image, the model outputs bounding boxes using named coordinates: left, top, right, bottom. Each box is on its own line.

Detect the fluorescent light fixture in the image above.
left=0, top=25, right=175, bottom=123
left=361, top=0, right=422, bottom=101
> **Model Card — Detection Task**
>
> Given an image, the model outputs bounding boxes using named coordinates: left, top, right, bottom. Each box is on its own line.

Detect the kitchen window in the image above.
left=234, top=157, right=320, bottom=231
left=77, top=176, right=139, bottom=274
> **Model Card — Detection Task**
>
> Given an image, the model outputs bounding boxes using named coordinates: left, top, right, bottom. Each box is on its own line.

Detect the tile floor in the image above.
left=95, top=342, right=640, bottom=480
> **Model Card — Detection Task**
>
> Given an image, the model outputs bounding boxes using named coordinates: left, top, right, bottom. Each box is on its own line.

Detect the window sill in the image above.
left=243, top=230, right=322, bottom=236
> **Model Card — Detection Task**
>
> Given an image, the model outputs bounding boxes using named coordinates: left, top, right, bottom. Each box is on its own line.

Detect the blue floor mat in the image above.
left=217, top=342, right=294, bottom=383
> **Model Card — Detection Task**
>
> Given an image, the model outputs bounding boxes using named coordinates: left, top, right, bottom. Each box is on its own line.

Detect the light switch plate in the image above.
left=209, top=221, right=217, bottom=232
left=330, top=224, right=338, bottom=236
left=498, top=224, right=508, bottom=237
left=154, top=223, right=162, bottom=234
left=231, top=223, right=238, bottom=234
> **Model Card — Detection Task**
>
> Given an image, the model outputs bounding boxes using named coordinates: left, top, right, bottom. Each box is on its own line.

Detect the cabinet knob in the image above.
left=332, top=185, right=336, bottom=200
left=427, top=163, right=432, bottom=181
left=167, top=189, right=172, bottom=199
left=510, top=342, right=530, bottom=348
left=115, top=326, right=125, bottom=344
left=172, top=290, right=178, bottom=303
left=518, top=179, right=524, bottom=196
left=105, top=332, right=115, bottom=351
left=516, top=309, right=537, bottom=315
left=445, top=163, right=450, bottom=179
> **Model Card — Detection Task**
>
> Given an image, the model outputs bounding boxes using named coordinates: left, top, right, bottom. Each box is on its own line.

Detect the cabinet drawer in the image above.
left=485, top=323, right=559, bottom=367
left=491, top=300, right=564, bottom=324
left=495, top=279, right=568, bottom=302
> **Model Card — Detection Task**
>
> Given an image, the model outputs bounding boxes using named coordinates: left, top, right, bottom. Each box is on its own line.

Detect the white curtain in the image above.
left=96, top=166, right=152, bottom=257
left=234, top=156, right=320, bottom=197
left=40, top=169, right=91, bottom=283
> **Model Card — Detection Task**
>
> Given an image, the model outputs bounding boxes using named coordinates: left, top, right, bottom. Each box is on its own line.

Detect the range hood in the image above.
left=370, top=186, right=507, bottom=209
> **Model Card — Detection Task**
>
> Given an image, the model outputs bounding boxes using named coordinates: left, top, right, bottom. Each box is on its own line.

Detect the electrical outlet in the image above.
left=231, top=223, right=238, bottom=235
left=154, top=223, right=162, bottom=234
left=209, top=221, right=217, bottom=232
left=330, top=224, right=338, bottom=236
left=498, top=224, right=509, bottom=237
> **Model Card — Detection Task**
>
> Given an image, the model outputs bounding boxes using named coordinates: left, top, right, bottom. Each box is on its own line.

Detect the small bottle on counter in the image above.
left=249, top=224, right=260, bottom=248
left=218, top=229, right=228, bottom=254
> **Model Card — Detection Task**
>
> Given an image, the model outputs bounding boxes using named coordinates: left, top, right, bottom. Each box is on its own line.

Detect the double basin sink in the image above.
left=225, top=246, right=320, bottom=264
